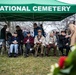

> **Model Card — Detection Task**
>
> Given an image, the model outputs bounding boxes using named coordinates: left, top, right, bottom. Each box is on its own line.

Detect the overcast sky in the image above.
left=58, top=0, right=76, bottom=4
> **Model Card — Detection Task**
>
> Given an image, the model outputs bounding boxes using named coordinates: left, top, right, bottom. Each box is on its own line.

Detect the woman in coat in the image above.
left=69, top=21, right=76, bottom=46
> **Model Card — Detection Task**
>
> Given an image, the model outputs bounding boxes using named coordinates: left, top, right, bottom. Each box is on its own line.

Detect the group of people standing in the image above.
left=0, top=21, right=76, bottom=57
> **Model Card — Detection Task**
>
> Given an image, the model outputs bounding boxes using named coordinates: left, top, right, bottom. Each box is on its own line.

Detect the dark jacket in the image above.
left=40, top=27, right=45, bottom=37
left=1, top=28, right=6, bottom=40
left=34, top=27, right=40, bottom=37
left=16, top=29, right=24, bottom=40
left=10, top=36, right=20, bottom=44
left=24, top=36, right=34, bottom=46
left=58, top=35, right=70, bottom=47
left=7, top=32, right=12, bottom=39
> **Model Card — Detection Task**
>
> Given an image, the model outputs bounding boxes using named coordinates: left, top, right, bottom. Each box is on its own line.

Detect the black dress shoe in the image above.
left=24, top=54, right=29, bottom=58
left=41, top=54, right=44, bottom=57
left=8, top=53, right=13, bottom=57
left=14, top=53, right=18, bottom=57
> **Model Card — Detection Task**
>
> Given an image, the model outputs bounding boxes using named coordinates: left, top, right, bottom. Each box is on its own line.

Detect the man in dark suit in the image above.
left=58, top=31, right=70, bottom=56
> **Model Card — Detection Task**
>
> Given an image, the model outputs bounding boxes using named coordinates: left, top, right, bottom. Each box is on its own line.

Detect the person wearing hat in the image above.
left=23, top=31, right=34, bottom=57
left=34, top=29, right=45, bottom=57
left=8, top=32, right=20, bottom=57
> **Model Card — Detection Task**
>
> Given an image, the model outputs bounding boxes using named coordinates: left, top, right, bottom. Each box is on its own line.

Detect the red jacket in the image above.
left=23, top=36, right=34, bottom=45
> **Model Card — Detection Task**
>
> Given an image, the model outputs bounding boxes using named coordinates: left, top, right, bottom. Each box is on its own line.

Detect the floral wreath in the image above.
left=48, top=45, right=76, bottom=75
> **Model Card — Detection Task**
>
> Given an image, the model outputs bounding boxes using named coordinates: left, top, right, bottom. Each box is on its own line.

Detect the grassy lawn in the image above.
left=0, top=55, right=59, bottom=75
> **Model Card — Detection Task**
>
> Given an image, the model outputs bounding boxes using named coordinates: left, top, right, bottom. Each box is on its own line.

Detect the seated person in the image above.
left=24, top=32, right=34, bottom=57
left=9, top=32, right=20, bottom=57
left=46, top=32, right=57, bottom=56
left=34, top=30, right=45, bottom=57
left=58, top=31, right=70, bottom=56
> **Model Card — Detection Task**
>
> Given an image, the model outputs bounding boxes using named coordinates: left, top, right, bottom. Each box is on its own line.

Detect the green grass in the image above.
left=0, top=55, right=59, bottom=75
